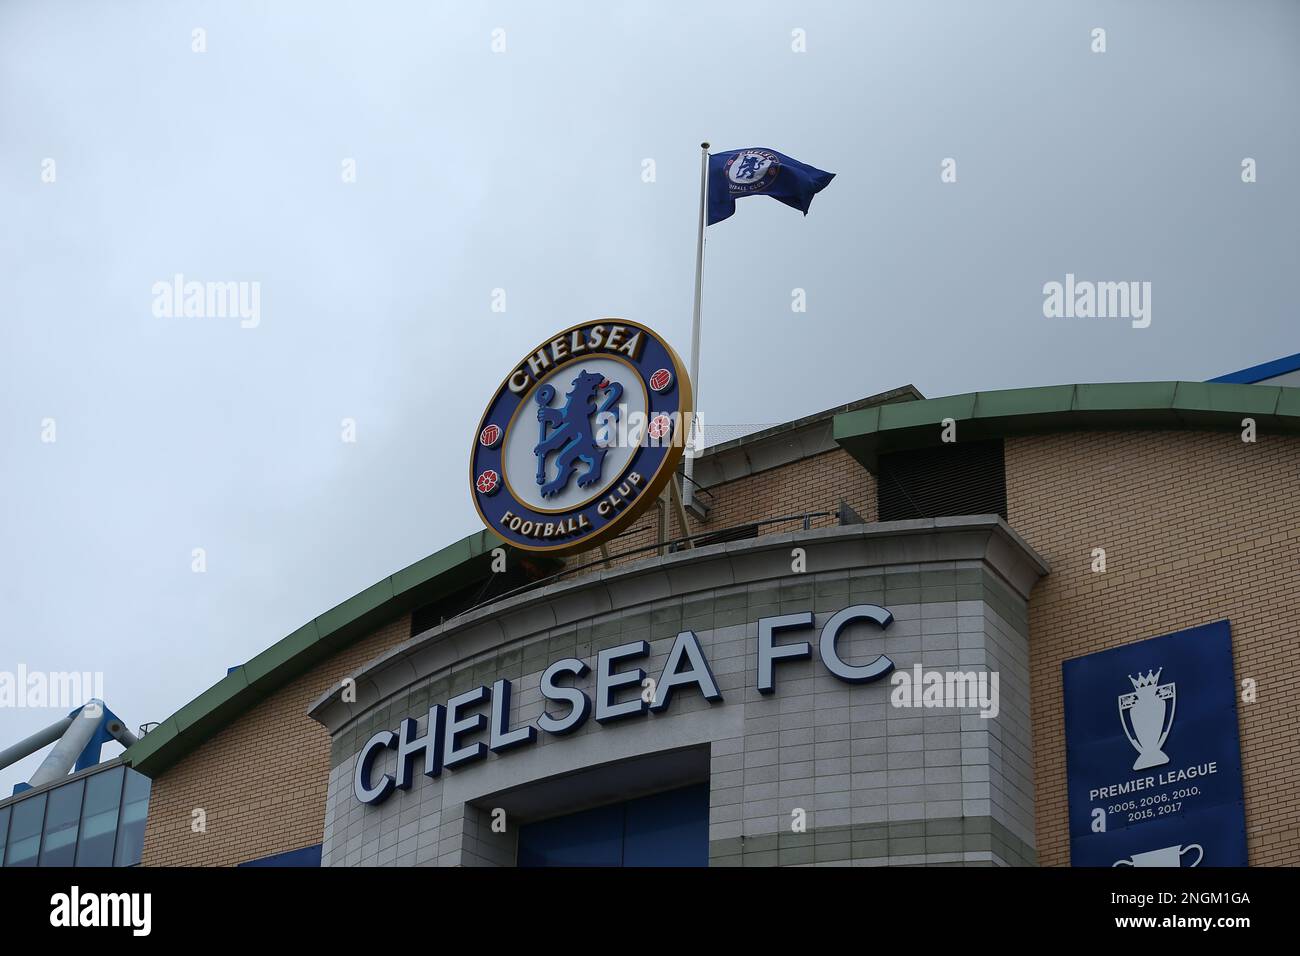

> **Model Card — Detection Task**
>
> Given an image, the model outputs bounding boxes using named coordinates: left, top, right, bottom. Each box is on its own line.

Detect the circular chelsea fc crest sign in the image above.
left=470, top=319, right=694, bottom=554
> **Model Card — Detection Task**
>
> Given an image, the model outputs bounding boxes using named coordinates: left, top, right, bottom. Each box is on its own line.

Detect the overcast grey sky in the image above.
left=1, top=0, right=1296, bottom=794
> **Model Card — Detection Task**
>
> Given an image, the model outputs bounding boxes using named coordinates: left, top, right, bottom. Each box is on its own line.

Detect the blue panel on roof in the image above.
left=1208, top=352, right=1300, bottom=384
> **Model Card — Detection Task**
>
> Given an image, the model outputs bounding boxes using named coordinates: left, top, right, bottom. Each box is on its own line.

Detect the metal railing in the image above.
left=449, top=510, right=837, bottom=626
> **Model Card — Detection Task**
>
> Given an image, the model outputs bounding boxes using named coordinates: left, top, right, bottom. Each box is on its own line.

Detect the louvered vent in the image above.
left=876, top=439, right=1007, bottom=521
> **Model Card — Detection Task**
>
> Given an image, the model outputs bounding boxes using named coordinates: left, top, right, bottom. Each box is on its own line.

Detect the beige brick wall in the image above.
left=586, top=447, right=879, bottom=571
left=686, top=447, right=878, bottom=532
left=1006, top=430, right=1300, bottom=867
left=141, top=614, right=412, bottom=867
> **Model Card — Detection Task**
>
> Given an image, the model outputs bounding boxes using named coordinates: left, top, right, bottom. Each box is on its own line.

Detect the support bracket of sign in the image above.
left=599, top=543, right=613, bottom=569
left=669, top=474, right=693, bottom=547
left=656, top=489, right=668, bottom=556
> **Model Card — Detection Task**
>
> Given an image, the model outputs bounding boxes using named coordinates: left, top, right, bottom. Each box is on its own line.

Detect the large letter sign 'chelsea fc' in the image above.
left=470, top=319, right=693, bottom=554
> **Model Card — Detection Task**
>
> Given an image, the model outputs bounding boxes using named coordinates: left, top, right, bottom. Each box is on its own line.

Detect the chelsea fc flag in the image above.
left=707, top=147, right=835, bottom=225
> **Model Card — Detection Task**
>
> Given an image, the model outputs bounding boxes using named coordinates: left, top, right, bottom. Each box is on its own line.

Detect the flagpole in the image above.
left=683, top=141, right=709, bottom=516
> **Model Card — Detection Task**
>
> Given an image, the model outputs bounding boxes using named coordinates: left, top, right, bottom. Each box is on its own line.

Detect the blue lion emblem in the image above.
left=533, top=369, right=623, bottom=498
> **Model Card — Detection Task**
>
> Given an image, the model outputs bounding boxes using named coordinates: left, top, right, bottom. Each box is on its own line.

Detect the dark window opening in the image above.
left=877, top=438, right=1007, bottom=521
left=410, top=558, right=550, bottom=638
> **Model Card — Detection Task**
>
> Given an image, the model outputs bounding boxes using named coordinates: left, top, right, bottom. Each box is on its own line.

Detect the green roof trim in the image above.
left=124, top=528, right=534, bottom=778
left=834, top=381, right=1300, bottom=472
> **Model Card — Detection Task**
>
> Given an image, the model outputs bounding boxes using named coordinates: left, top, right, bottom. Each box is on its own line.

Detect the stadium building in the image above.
left=3, top=341, right=1298, bottom=868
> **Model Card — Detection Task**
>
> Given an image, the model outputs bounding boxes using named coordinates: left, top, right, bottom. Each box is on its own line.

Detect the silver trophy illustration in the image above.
left=1113, top=843, right=1202, bottom=868
left=1118, top=668, right=1176, bottom=770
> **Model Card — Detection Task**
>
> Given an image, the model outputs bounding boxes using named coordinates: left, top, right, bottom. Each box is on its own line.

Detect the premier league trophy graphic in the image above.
left=1118, top=668, right=1176, bottom=770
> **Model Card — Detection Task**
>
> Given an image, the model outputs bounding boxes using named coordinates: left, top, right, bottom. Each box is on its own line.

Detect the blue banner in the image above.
left=1062, top=620, right=1247, bottom=867
left=707, top=148, right=835, bottom=225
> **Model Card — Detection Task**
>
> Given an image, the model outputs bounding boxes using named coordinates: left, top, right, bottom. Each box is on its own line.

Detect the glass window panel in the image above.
left=622, top=784, right=708, bottom=866
left=516, top=783, right=710, bottom=868
left=39, top=779, right=84, bottom=867
left=113, top=770, right=150, bottom=867
left=4, top=793, right=46, bottom=868
left=75, top=766, right=124, bottom=867
left=518, top=801, right=624, bottom=867
left=0, top=805, right=10, bottom=865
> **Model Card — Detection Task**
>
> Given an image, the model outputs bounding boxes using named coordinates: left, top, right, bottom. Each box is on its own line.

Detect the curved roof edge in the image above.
left=833, top=381, right=1300, bottom=472
left=124, top=529, right=524, bottom=778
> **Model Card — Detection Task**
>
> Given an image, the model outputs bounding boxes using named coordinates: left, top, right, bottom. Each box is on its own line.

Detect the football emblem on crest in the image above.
left=469, top=319, right=693, bottom=554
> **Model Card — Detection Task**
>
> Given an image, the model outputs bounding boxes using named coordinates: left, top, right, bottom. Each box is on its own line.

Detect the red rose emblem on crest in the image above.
left=647, top=414, right=672, bottom=441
